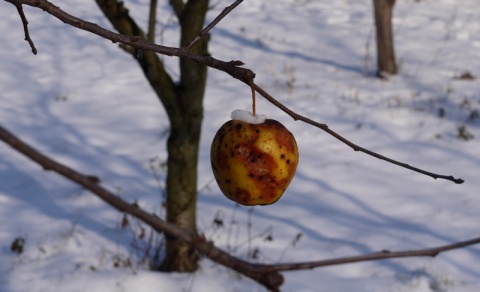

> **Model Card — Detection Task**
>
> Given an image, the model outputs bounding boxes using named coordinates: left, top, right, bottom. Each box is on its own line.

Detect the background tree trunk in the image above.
left=373, top=0, right=397, bottom=77
left=94, top=0, right=209, bottom=272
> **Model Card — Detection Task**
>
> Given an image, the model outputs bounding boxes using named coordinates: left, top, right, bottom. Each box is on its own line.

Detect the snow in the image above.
left=231, top=109, right=267, bottom=124
left=1, top=0, right=480, bottom=291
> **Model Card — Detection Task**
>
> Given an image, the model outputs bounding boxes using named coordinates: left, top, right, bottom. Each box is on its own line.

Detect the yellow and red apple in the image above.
left=211, top=112, right=298, bottom=206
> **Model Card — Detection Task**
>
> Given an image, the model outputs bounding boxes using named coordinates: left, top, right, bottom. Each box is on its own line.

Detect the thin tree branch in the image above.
left=0, top=124, right=478, bottom=291
left=185, top=0, right=243, bottom=50
left=8, top=0, right=253, bottom=81
left=147, top=0, right=158, bottom=42
left=253, top=85, right=465, bottom=184
left=0, top=124, right=283, bottom=291
left=255, top=236, right=480, bottom=272
left=6, top=0, right=37, bottom=54
left=3, top=0, right=463, bottom=183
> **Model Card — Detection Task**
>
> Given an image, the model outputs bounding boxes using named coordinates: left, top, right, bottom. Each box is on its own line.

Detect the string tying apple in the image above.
left=210, top=84, right=299, bottom=206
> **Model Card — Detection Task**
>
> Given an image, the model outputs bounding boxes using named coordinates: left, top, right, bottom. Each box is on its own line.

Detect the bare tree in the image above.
left=94, top=0, right=209, bottom=272
left=373, top=0, right=398, bottom=77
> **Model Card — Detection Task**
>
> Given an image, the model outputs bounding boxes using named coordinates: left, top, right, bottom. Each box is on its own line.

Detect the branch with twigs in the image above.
left=4, top=0, right=463, bottom=184
left=0, top=124, right=478, bottom=292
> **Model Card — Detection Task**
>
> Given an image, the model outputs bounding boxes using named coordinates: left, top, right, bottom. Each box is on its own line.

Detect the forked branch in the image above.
left=4, top=0, right=464, bottom=184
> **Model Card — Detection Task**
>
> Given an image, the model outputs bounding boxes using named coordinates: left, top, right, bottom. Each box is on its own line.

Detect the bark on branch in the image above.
left=0, top=124, right=283, bottom=291
left=0, top=124, right=478, bottom=291
left=4, top=0, right=463, bottom=184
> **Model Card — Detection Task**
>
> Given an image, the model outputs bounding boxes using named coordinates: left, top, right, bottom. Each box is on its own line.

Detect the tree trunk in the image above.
left=160, top=0, right=209, bottom=272
left=94, top=0, right=209, bottom=272
left=373, top=0, right=397, bottom=77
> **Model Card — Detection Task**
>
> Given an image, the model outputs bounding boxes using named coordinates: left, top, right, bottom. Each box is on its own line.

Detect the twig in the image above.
left=253, top=85, right=464, bottom=184
left=0, top=124, right=478, bottom=291
left=257, top=236, right=480, bottom=272
left=7, top=0, right=37, bottom=54
left=185, top=0, right=243, bottom=49
left=6, top=0, right=256, bottom=83
left=4, top=0, right=464, bottom=184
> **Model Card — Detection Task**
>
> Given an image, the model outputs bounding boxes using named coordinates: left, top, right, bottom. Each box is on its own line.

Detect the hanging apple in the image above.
left=211, top=110, right=298, bottom=206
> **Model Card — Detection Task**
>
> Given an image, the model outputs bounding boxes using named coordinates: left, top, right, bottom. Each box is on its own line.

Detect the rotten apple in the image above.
left=211, top=111, right=298, bottom=206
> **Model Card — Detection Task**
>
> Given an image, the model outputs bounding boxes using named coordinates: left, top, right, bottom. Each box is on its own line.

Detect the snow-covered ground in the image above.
left=1, top=0, right=480, bottom=291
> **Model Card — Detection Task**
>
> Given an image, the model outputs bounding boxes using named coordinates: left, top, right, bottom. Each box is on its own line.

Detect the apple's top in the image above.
left=231, top=109, right=267, bottom=124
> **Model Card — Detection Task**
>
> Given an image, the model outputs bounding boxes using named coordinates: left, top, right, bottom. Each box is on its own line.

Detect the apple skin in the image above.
left=210, top=119, right=298, bottom=206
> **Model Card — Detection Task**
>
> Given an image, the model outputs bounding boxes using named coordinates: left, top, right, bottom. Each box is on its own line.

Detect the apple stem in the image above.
left=249, top=79, right=256, bottom=117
